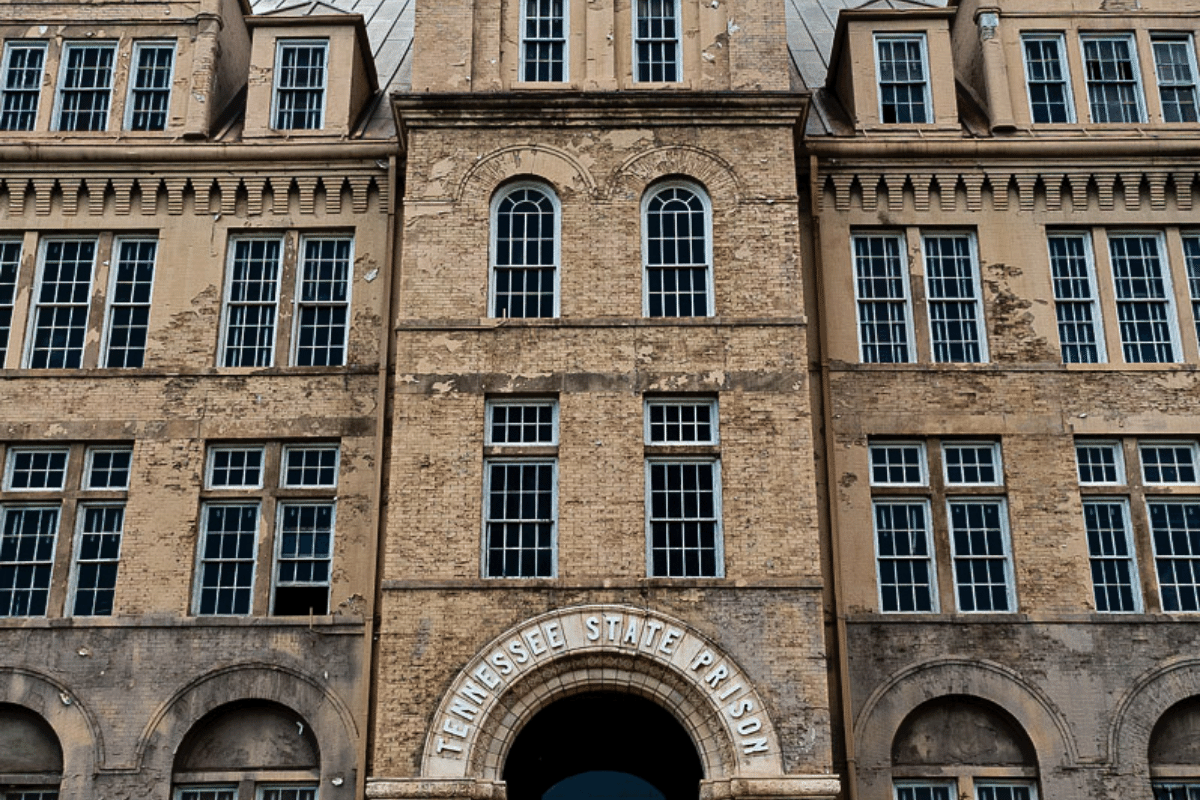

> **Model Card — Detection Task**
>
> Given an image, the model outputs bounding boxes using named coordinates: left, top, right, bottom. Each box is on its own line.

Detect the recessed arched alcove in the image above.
left=1150, top=696, right=1200, bottom=787
left=503, top=692, right=703, bottom=800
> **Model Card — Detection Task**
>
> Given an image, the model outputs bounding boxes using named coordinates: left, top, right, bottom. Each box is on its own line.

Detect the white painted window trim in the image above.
left=1047, top=230, right=1107, bottom=363
left=868, top=441, right=928, bottom=487
left=271, top=38, right=329, bottom=131
left=204, top=445, right=267, bottom=490
left=191, top=500, right=262, bottom=616
left=280, top=444, right=341, bottom=489
left=123, top=40, right=176, bottom=131
left=892, top=780, right=956, bottom=800
left=1138, top=439, right=1200, bottom=485
left=1106, top=230, right=1182, bottom=364
left=3, top=446, right=71, bottom=492
left=82, top=446, right=133, bottom=490
left=851, top=231, right=917, bottom=364
left=644, top=397, right=720, bottom=445
left=974, top=783, right=1038, bottom=800
left=480, top=458, right=559, bottom=579
left=101, top=235, right=158, bottom=369
left=942, top=441, right=1004, bottom=487
left=1080, top=496, right=1143, bottom=614
left=873, top=32, right=932, bottom=124
left=219, top=234, right=285, bottom=368
left=0, top=504, right=61, bottom=618
left=632, top=0, right=682, bottom=84
left=946, top=496, right=1016, bottom=613
left=1021, top=32, right=1077, bottom=124
left=519, top=0, right=570, bottom=83
left=921, top=230, right=989, bottom=363
left=485, top=398, right=560, bottom=446
left=269, top=499, right=336, bottom=616
left=873, top=497, right=939, bottom=614
left=23, top=236, right=97, bottom=369
left=65, top=499, right=125, bottom=617
left=488, top=181, right=562, bottom=319
left=1075, top=439, right=1126, bottom=485
left=0, top=41, right=48, bottom=131
left=644, top=457, right=725, bottom=579
left=291, top=233, right=354, bottom=367
left=1151, top=32, right=1200, bottom=123
left=257, top=785, right=320, bottom=800
left=1079, top=32, right=1148, bottom=124
left=52, top=40, right=118, bottom=132
left=641, top=179, right=715, bottom=318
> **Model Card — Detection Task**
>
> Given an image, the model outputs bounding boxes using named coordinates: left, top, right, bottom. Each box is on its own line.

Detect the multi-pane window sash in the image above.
left=647, top=460, right=722, bottom=578
left=1023, top=35, right=1073, bottom=123
left=943, top=443, right=1002, bottom=486
left=644, top=184, right=711, bottom=317
left=222, top=238, right=282, bottom=367
left=1, top=43, right=46, bottom=131
left=875, top=500, right=936, bottom=612
left=1, top=448, right=66, bottom=617
left=484, top=461, right=556, bottom=578
left=1048, top=234, right=1104, bottom=363
left=207, top=446, right=266, bottom=489
left=522, top=0, right=567, bottom=82
left=634, top=0, right=680, bottom=83
left=27, top=238, right=95, bottom=369
left=56, top=42, right=116, bottom=131
left=646, top=400, right=717, bottom=445
left=1152, top=36, right=1200, bottom=123
left=895, top=784, right=954, bottom=800
left=3, top=790, right=61, bottom=800
left=1140, top=442, right=1199, bottom=485
left=294, top=237, right=351, bottom=367
left=104, top=238, right=157, bottom=368
left=869, top=442, right=926, bottom=486
left=1082, top=35, right=1146, bottom=123
left=1149, top=499, right=1200, bottom=612
left=487, top=401, right=557, bottom=445
left=1183, top=235, right=1200, bottom=348
left=492, top=186, right=558, bottom=319
left=282, top=445, right=339, bottom=488
left=1108, top=234, right=1178, bottom=363
left=923, top=234, right=986, bottom=363
left=1082, top=499, right=1140, bottom=612
left=1155, top=783, right=1200, bottom=800
left=260, top=787, right=318, bottom=800
left=1076, top=441, right=1124, bottom=485
left=68, top=447, right=131, bottom=617
left=876, top=35, right=930, bottom=124
left=126, top=42, right=175, bottom=131
left=0, top=239, right=21, bottom=366
left=853, top=234, right=913, bottom=363
left=975, top=785, right=1035, bottom=800
left=948, top=498, right=1013, bottom=612
left=274, top=40, right=327, bottom=130
left=196, top=502, right=259, bottom=615
left=273, top=502, right=334, bottom=616
left=176, top=787, right=236, bottom=800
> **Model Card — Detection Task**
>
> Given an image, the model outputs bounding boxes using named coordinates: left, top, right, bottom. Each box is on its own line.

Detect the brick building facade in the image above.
left=2, top=0, right=1200, bottom=799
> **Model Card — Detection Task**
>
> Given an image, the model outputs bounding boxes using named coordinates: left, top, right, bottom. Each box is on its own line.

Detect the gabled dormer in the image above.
left=242, top=7, right=378, bottom=139
left=826, top=1, right=960, bottom=135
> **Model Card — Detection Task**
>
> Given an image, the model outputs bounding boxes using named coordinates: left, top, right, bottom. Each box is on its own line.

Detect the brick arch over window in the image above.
left=853, top=658, right=1077, bottom=797
left=0, top=667, right=100, bottom=796
left=607, top=145, right=742, bottom=204
left=457, top=145, right=597, bottom=206
left=135, top=662, right=357, bottom=792
left=1112, top=657, right=1200, bottom=773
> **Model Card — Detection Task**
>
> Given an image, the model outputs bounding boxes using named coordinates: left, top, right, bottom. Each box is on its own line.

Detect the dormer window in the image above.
left=1081, top=34, right=1146, bottom=123
left=126, top=42, right=175, bottom=131
left=55, top=42, right=116, bottom=132
left=0, top=42, right=46, bottom=132
left=521, top=0, right=567, bottom=82
left=1152, top=35, right=1200, bottom=123
left=634, top=0, right=681, bottom=83
left=273, top=39, right=327, bottom=130
left=875, top=33, right=930, bottom=123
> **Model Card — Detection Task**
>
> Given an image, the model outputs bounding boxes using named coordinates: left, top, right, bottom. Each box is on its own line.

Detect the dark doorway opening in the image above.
left=503, top=692, right=703, bottom=800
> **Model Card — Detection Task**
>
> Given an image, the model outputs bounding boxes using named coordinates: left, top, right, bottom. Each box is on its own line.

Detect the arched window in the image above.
left=891, top=696, right=1039, bottom=800
left=0, top=704, right=62, bottom=799
left=491, top=183, right=560, bottom=319
left=1150, top=697, right=1200, bottom=799
left=642, top=182, right=712, bottom=318
left=172, top=702, right=319, bottom=800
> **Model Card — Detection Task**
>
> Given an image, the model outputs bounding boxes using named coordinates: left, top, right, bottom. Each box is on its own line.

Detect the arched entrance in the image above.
left=503, top=692, right=702, bottom=800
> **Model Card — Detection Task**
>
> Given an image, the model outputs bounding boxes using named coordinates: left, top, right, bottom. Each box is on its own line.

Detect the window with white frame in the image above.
left=175, top=788, right=237, bottom=800
left=0, top=42, right=46, bottom=131
left=1155, top=784, right=1200, bottom=800
left=0, top=239, right=20, bottom=367
left=1081, top=34, right=1146, bottom=123
left=853, top=233, right=914, bottom=363
left=521, top=0, right=567, bottom=82
left=1141, top=441, right=1200, bottom=485
left=2, top=791, right=61, bottom=800
left=974, top=785, right=1036, bottom=800
left=125, top=41, right=175, bottom=131
left=1048, top=233, right=1105, bottom=363
left=1152, top=497, right=1200, bottom=612
left=491, top=184, right=559, bottom=319
left=643, top=182, right=712, bottom=318
left=923, top=233, right=986, bottom=363
left=871, top=439, right=1013, bottom=614
left=634, top=0, right=680, bottom=83
left=26, top=238, right=96, bottom=369
left=0, top=443, right=132, bottom=618
left=55, top=42, right=116, bottom=131
left=894, top=784, right=954, bottom=800
left=1183, top=235, right=1200, bottom=348
left=645, top=398, right=722, bottom=578
left=194, top=442, right=339, bottom=616
left=273, top=40, right=327, bottom=130
left=175, top=784, right=315, bottom=800
left=876, top=34, right=930, bottom=124
left=1077, top=441, right=1141, bottom=612
left=103, top=238, right=157, bottom=368
left=220, top=233, right=353, bottom=368
left=1152, top=35, right=1200, bottom=123
left=483, top=400, right=558, bottom=578
left=1077, top=440, right=1125, bottom=485
left=1022, top=34, right=1074, bottom=123
left=1108, top=233, right=1179, bottom=363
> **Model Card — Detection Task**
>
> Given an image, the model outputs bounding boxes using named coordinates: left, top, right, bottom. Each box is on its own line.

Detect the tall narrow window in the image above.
left=483, top=400, right=558, bottom=578
left=1153, top=35, right=1200, bottom=123
left=1023, top=35, right=1074, bottom=123
left=923, top=233, right=986, bottom=363
left=221, top=238, right=282, bottom=367
left=1082, top=499, right=1140, bottom=612
left=0, top=239, right=20, bottom=366
left=0, top=448, right=69, bottom=618
left=1082, top=34, right=1146, bottom=123
left=948, top=498, right=1013, bottom=612
left=55, top=42, right=116, bottom=131
left=643, top=183, right=711, bottom=317
left=1048, top=233, right=1104, bottom=363
left=294, top=236, right=351, bottom=367
left=1186, top=235, right=1200, bottom=349
left=1, top=42, right=46, bottom=131
left=195, top=446, right=265, bottom=616
left=853, top=233, right=913, bottom=363
left=492, top=185, right=559, bottom=319
left=274, top=445, right=338, bottom=616
left=1108, top=233, right=1178, bottom=363
left=104, top=238, right=157, bottom=368
left=522, top=0, right=567, bottom=82
left=125, top=42, right=175, bottom=131
left=70, top=447, right=132, bottom=617
left=1149, top=499, right=1200, bottom=612
left=634, top=0, right=680, bottom=83
left=646, top=399, right=722, bottom=578
left=876, top=34, right=930, bottom=124
left=27, top=238, right=95, bottom=369
left=875, top=500, right=936, bottom=612
left=273, top=40, right=327, bottom=130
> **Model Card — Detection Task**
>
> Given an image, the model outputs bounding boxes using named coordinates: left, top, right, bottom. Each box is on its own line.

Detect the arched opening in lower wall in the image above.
left=0, top=704, right=62, bottom=799
left=1150, top=696, right=1200, bottom=798
left=502, top=692, right=703, bottom=800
